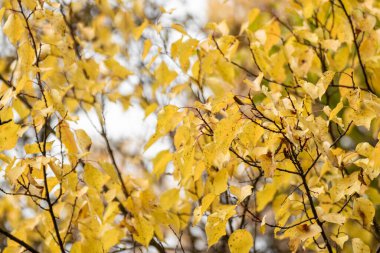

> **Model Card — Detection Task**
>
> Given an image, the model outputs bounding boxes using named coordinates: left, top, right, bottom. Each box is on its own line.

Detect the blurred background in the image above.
left=71, top=2, right=288, bottom=251
left=76, top=0, right=283, bottom=162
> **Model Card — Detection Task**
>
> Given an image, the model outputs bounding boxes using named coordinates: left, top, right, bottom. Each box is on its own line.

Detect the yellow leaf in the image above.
left=359, top=31, right=377, bottom=60
left=86, top=187, right=104, bottom=219
left=0, top=122, right=20, bottom=151
left=353, top=197, right=375, bottom=228
left=331, top=234, right=348, bottom=249
left=101, top=162, right=119, bottom=183
left=299, top=71, right=334, bottom=100
left=83, top=163, right=108, bottom=191
left=228, top=229, right=253, bottom=253
left=6, top=158, right=23, bottom=185
left=264, top=21, right=280, bottom=52
left=154, top=62, right=177, bottom=88
left=160, top=188, right=179, bottom=211
left=0, top=8, right=4, bottom=22
left=333, top=45, right=349, bottom=71
left=101, top=228, right=123, bottom=252
left=249, top=42, right=270, bottom=75
left=328, top=100, right=344, bottom=122
left=59, top=121, right=78, bottom=155
left=17, top=41, right=35, bottom=71
left=366, top=187, right=380, bottom=205
left=3, top=14, right=24, bottom=45
left=0, top=153, right=11, bottom=164
left=133, top=19, right=148, bottom=40
left=352, top=238, right=370, bottom=253
left=81, top=238, right=103, bottom=253
left=193, top=160, right=205, bottom=181
left=212, top=169, right=228, bottom=195
left=145, top=105, right=183, bottom=150
left=330, top=171, right=361, bottom=202
left=248, top=8, right=260, bottom=24
left=142, top=39, right=152, bottom=59
left=205, top=205, right=236, bottom=247
left=205, top=215, right=226, bottom=247
left=260, top=215, right=267, bottom=234
left=260, top=153, right=276, bottom=177
left=23, top=0, right=37, bottom=10
left=171, top=23, right=187, bottom=35
left=207, top=20, right=229, bottom=35
left=104, top=58, right=133, bottom=78
left=70, top=242, right=81, bottom=253
left=300, top=0, right=314, bottom=18
left=152, top=150, right=172, bottom=177
left=321, top=39, right=341, bottom=51
left=345, top=107, right=375, bottom=130
left=171, top=38, right=198, bottom=70
left=133, top=216, right=154, bottom=247
left=49, top=160, right=62, bottom=179
left=294, top=223, right=321, bottom=241
left=103, top=202, right=120, bottom=223
left=24, top=141, right=53, bottom=154
left=256, top=183, right=276, bottom=212
left=321, top=213, right=346, bottom=225
left=230, top=185, right=252, bottom=203
left=244, top=72, right=263, bottom=92
left=193, top=193, right=216, bottom=225
left=217, top=36, right=239, bottom=61
left=356, top=142, right=374, bottom=157
left=144, top=102, right=158, bottom=119
left=316, top=71, right=335, bottom=98
left=75, top=129, right=92, bottom=152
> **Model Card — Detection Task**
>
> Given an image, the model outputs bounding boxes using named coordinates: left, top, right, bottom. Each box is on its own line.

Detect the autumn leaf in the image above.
left=0, top=122, right=20, bottom=151
left=228, top=229, right=253, bottom=253
left=353, top=198, right=375, bottom=228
